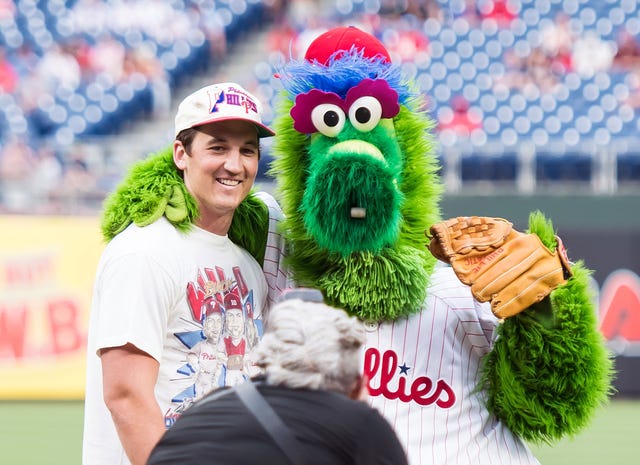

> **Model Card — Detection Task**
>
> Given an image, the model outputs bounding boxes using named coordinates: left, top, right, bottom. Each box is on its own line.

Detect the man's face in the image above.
left=225, top=308, right=244, bottom=338
left=174, top=120, right=259, bottom=233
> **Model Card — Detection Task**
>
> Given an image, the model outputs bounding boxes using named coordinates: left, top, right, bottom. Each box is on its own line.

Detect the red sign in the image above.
left=599, top=269, right=640, bottom=342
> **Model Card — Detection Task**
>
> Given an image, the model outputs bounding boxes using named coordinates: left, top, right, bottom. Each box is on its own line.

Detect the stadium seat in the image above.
left=461, top=151, right=518, bottom=182
left=536, top=150, right=593, bottom=182
left=2, top=0, right=639, bottom=199
left=617, top=149, right=640, bottom=183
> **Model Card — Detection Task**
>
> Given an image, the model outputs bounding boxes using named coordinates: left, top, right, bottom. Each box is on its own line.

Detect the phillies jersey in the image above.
left=255, top=191, right=294, bottom=305
left=364, top=264, right=540, bottom=465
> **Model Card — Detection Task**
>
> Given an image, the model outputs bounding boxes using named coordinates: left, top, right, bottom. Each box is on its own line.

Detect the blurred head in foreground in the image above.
left=254, top=293, right=366, bottom=397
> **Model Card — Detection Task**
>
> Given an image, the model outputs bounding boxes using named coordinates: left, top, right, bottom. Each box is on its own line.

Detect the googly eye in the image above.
left=311, top=103, right=346, bottom=137
left=348, top=96, right=383, bottom=133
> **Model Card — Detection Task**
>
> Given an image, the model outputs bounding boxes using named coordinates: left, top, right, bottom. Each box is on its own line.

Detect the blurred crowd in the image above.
left=1, top=0, right=640, bottom=214
left=260, top=0, right=640, bottom=138
left=0, top=0, right=289, bottom=214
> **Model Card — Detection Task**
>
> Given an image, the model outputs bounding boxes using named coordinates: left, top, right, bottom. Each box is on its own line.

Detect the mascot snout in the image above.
left=301, top=138, right=403, bottom=256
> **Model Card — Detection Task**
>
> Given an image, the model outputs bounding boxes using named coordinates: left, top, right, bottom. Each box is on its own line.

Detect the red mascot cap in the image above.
left=304, top=26, right=391, bottom=65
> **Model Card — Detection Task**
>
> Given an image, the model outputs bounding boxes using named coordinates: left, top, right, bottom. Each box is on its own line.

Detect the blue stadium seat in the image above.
left=0, top=0, right=275, bottom=151
left=536, top=150, right=593, bottom=182
left=461, top=151, right=518, bottom=182
left=617, top=150, right=640, bottom=183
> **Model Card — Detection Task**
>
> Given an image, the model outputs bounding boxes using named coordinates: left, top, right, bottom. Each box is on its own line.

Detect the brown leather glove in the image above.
left=428, top=216, right=572, bottom=319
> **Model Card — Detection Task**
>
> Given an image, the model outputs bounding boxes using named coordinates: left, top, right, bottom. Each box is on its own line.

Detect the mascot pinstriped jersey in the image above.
left=269, top=26, right=612, bottom=465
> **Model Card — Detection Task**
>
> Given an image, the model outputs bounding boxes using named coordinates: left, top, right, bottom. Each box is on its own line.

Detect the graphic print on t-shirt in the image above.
left=165, top=265, right=262, bottom=426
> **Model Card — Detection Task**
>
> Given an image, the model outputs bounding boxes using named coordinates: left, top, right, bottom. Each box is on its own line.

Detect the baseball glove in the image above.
left=427, top=216, right=572, bottom=319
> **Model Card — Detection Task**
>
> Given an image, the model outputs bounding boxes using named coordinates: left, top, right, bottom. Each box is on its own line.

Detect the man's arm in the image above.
left=101, top=343, right=166, bottom=465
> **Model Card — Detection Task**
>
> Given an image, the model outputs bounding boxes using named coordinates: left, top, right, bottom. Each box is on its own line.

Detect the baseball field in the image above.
left=0, top=398, right=637, bottom=465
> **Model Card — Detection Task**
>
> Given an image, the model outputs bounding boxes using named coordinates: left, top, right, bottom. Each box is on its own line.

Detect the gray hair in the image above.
left=253, top=299, right=365, bottom=394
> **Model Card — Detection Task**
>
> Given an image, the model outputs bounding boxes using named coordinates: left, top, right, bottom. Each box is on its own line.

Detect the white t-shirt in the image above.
left=83, top=203, right=286, bottom=465
left=365, top=265, right=540, bottom=465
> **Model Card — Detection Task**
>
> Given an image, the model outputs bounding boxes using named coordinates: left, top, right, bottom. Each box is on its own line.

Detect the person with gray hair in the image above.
left=146, top=294, right=409, bottom=465
left=253, top=296, right=365, bottom=395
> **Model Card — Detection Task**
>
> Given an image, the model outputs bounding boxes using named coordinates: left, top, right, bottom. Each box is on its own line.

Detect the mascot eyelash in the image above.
left=290, top=79, right=400, bottom=135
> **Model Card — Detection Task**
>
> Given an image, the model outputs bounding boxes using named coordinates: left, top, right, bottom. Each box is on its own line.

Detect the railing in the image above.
left=1, top=134, right=638, bottom=216
left=438, top=137, right=639, bottom=195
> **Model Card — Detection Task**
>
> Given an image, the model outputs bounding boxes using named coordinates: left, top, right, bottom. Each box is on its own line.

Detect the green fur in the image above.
left=101, top=147, right=199, bottom=240
left=228, top=194, right=269, bottom=266
left=480, top=214, right=614, bottom=443
left=100, top=147, right=270, bottom=265
left=269, top=98, right=443, bottom=319
left=393, top=105, right=442, bottom=250
left=527, top=210, right=558, bottom=250
left=319, top=246, right=432, bottom=320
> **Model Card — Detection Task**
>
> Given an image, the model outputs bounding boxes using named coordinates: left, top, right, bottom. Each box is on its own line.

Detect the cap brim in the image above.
left=190, top=116, right=275, bottom=138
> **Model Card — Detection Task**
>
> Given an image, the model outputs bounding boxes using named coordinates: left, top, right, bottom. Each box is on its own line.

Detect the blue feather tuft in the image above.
left=277, top=48, right=414, bottom=104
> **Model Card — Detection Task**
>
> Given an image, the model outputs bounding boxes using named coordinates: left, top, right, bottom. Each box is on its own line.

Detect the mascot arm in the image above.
left=479, top=213, right=614, bottom=443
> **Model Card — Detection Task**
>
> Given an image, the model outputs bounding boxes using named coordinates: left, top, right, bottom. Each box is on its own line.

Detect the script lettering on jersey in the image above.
left=364, top=347, right=456, bottom=408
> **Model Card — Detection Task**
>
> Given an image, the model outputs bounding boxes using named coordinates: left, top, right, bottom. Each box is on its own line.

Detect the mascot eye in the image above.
left=311, top=103, right=346, bottom=137
left=348, top=96, right=383, bottom=132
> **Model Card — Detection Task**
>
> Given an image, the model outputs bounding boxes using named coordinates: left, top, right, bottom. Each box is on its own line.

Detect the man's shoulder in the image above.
left=105, top=217, right=184, bottom=257
left=429, top=261, right=465, bottom=288
left=115, top=216, right=177, bottom=236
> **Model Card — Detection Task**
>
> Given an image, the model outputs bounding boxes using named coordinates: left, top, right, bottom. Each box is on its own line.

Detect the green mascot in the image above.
left=268, top=26, right=613, bottom=464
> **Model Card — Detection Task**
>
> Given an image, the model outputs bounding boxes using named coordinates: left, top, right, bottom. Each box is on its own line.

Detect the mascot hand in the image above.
left=428, top=216, right=572, bottom=318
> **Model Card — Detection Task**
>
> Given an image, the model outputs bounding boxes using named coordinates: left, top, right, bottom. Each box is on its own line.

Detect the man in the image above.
left=82, top=82, right=284, bottom=465
left=146, top=293, right=409, bottom=465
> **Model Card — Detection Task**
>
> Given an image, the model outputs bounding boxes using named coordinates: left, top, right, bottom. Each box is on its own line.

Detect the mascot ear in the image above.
left=304, top=26, right=391, bottom=65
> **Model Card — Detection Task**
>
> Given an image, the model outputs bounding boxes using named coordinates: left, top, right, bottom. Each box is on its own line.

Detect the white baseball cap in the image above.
left=174, top=82, right=275, bottom=138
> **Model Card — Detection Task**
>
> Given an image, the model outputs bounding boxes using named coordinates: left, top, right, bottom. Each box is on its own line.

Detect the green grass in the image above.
left=0, top=401, right=84, bottom=465
left=528, top=399, right=640, bottom=465
left=0, top=399, right=637, bottom=464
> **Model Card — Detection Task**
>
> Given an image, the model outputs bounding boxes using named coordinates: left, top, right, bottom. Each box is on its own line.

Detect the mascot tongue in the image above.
left=272, top=26, right=443, bottom=321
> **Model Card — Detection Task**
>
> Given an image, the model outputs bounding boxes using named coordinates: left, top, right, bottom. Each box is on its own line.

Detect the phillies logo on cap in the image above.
left=210, top=87, right=258, bottom=115
left=208, top=89, right=226, bottom=114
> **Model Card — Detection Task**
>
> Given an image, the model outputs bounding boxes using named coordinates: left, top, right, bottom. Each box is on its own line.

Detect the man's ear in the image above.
left=173, top=140, right=187, bottom=170
left=349, top=374, right=370, bottom=401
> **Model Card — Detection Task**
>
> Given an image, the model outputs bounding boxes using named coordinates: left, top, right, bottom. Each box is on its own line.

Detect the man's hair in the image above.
left=253, top=299, right=365, bottom=394
left=176, top=128, right=199, bottom=152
